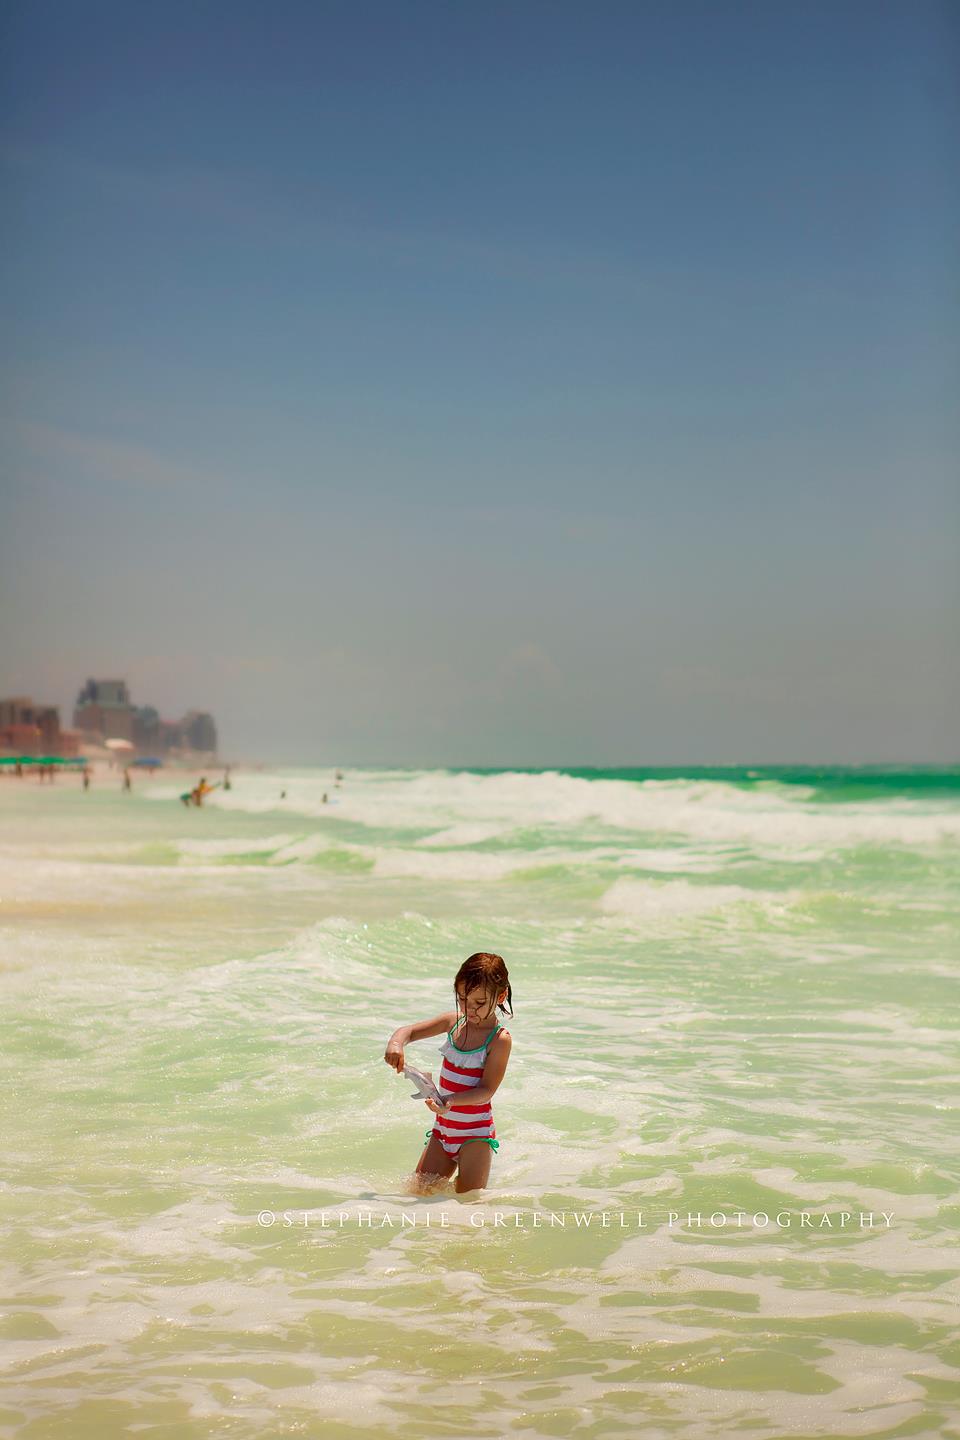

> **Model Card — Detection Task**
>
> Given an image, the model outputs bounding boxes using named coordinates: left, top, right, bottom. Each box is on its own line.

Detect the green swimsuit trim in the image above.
left=425, top=1127, right=499, bottom=1154
left=447, top=1020, right=503, bottom=1053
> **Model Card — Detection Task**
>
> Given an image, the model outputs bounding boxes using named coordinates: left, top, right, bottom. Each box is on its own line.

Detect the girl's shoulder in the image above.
left=486, top=1028, right=512, bottom=1069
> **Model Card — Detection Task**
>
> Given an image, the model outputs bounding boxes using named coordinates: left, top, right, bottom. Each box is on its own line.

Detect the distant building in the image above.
left=75, top=678, right=130, bottom=708
left=181, top=710, right=218, bottom=755
left=1, top=721, right=41, bottom=755
left=0, top=697, right=62, bottom=755
left=2, top=684, right=218, bottom=760
left=0, top=698, right=34, bottom=730
left=158, top=719, right=183, bottom=754
left=2, top=680, right=221, bottom=759
left=59, top=729, right=82, bottom=758
left=74, top=678, right=135, bottom=743
left=34, top=707, right=62, bottom=753
left=133, top=706, right=161, bottom=753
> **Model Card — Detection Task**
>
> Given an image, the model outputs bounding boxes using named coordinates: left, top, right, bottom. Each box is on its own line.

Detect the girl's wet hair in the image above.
left=454, top=952, right=514, bottom=1018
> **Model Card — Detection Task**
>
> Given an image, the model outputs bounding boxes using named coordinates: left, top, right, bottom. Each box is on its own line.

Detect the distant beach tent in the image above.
left=0, top=755, right=86, bottom=766
left=132, top=757, right=163, bottom=768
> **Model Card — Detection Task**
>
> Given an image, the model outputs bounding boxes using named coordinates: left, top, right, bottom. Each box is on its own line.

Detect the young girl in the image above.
left=384, top=952, right=513, bottom=1195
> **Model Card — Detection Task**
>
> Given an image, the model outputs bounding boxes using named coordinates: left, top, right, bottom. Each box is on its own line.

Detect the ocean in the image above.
left=2, top=764, right=958, bottom=1438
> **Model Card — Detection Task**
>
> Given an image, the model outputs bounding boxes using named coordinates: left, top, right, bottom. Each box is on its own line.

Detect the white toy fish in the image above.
left=402, top=1065, right=447, bottom=1105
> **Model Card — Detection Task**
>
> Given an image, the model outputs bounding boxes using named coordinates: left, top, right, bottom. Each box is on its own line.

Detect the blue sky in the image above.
left=1, top=0, right=957, bottom=763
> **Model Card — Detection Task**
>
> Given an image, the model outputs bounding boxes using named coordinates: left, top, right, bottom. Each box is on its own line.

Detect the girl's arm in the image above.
left=434, top=1031, right=512, bottom=1110
left=383, top=1011, right=456, bottom=1071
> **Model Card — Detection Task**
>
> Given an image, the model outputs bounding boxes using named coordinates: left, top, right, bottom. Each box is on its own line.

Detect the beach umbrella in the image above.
left=104, top=738, right=135, bottom=752
left=132, top=757, right=163, bottom=768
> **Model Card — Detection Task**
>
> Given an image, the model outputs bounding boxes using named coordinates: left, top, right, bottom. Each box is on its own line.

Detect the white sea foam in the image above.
left=599, top=877, right=772, bottom=919
left=371, top=848, right=532, bottom=880
left=175, top=833, right=295, bottom=859
left=613, top=845, right=736, bottom=873
left=204, top=767, right=960, bottom=851
left=414, top=823, right=508, bottom=847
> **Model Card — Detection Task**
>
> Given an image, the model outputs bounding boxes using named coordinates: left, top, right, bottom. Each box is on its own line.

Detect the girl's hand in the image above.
left=424, top=1098, right=450, bottom=1115
left=384, top=1041, right=404, bottom=1072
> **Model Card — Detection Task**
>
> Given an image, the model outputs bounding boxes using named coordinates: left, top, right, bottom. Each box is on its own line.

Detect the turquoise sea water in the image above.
left=1, top=764, right=958, bottom=1439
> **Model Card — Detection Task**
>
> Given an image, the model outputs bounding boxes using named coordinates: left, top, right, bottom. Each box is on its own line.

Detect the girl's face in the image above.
left=455, top=984, right=504, bottom=1023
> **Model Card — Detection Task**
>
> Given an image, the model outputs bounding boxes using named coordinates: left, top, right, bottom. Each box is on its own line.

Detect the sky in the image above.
left=1, top=0, right=957, bottom=765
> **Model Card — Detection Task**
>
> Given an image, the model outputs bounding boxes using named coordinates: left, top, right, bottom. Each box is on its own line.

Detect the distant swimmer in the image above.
left=322, top=792, right=329, bottom=804
left=180, top=777, right=210, bottom=807
left=191, top=776, right=216, bottom=807
left=280, top=790, right=287, bottom=800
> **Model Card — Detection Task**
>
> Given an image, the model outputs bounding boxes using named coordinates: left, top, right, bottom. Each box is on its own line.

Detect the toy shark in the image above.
left=402, top=1065, right=447, bottom=1105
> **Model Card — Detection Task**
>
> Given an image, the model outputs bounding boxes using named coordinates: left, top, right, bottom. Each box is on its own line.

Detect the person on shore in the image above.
left=384, top=952, right=513, bottom=1195
left=122, top=768, right=132, bottom=792
left=82, top=766, right=91, bottom=791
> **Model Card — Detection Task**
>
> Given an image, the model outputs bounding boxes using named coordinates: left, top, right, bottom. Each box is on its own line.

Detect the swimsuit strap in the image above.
left=448, top=1018, right=504, bottom=1053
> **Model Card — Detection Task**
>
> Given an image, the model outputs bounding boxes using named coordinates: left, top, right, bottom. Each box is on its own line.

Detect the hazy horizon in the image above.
left=2, top=1, right=957, bottom=766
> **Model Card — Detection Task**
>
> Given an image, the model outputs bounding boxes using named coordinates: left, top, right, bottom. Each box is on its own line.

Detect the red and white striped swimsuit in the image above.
left=427, top=1019, right=507, bottom=1157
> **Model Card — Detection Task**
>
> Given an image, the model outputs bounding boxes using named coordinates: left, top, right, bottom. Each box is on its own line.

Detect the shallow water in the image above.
left=1, top=765, right=958, bottom=1438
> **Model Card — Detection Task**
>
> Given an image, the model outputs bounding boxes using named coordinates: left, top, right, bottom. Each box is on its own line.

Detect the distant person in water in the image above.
left=322, top=792, right=328, bottom=804
left=191, top=776, right=213, bottom=807
left=179, top=777, right=214, bottom=807
left=223, top=767, right=232, bottom=792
